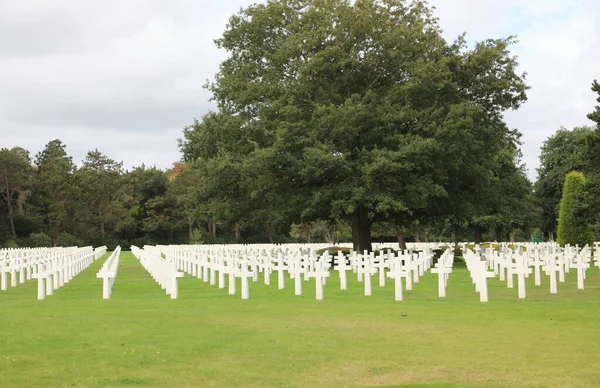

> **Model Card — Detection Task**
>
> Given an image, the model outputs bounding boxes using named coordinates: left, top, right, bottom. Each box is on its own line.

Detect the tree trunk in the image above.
left=324, top=224, right=335, bottom=244
left=331, top=224, right=337, bottom=244
left=4, top=170, right=16, bottom=238
left=234, top=223, right=241, bottom=241
left=350, top=207, right=372, bottom=252
left=266, top=223, right=273, bottom=243
left=17, top=189, right=29, bottom=214
left=509, top=230, right=515, bottom=243
left=396, top=230, right=407, bottom=251
left=211, top=223, right=217, bottom=238
left=100, top=219, right=105, bottom=242
left=98, top=201, right=106, bottom=242
left=474, top=227, right=482, bottom=244
left=188, top=219, right=194, bottom=239
left=548, top=230, right=554, bottom=242
left=52, top=224, right=60, bottom=247
left=451, top=228, right=456, bottom=244
left=7, top=206, right=15, bottom=238
left=414, top=228, right=421, bottom=243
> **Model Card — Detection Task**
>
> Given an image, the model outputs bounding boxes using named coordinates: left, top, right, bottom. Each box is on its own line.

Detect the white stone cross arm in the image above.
left=387, top=262, right=407, bottom=301
left=168, top=270, right=185, bottom=299
left=430, top=265, right=452, bottom=298
left=236, top=262, right=254, bottom=300
left=309, top=261, right=330, bottom=300
left=571, top=258, right=590, bottom=290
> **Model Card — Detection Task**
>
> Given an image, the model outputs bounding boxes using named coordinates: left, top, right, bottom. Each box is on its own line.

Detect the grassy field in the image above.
left=1, top=251, right=599, bottom=388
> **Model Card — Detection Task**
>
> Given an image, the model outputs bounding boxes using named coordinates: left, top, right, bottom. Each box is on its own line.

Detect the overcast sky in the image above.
left=1, top=0, right=598, bottom=180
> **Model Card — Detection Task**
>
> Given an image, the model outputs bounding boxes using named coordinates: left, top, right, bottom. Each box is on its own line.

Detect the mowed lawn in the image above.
left=1, top=251, right=599, bottom=388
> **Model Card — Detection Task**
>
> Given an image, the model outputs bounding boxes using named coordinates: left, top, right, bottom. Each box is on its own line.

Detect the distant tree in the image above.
left=535, top=127, right=593, bottom=240
left=35, top=140, right=76, bottom=245
left=583, top=80, right=600, bottom=235
left=0, top=147, right=34, bottom=238
left=587, top=80, right=600, bottom=126
left=26, top=232, right=52, bottom=247
left=556, top=171, right=593, bottom=247
left=55, top=232, right=84, bottom=247
left=167, top=164, right=203, bottom=240
left=473, top=143, right=534, bottom=242
left=120, top=166, right=169, bottom=242
left=168, top=162, right=190, bottom=181
left=78, top=150, right=125, bottom=242
left=181, top=113, right=275, bottom=241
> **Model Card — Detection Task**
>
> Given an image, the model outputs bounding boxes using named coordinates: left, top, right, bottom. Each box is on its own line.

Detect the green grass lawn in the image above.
left=1, top=251, right=599, bottom=388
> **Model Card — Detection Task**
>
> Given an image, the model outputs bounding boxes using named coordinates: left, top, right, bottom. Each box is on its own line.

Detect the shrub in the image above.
left=56, top=232, right=84, bottom=247
left=129, top=236, right=157, bottom=249
left=190, top=229, right=204, bottom=244
left=102, top=237, right=122, bottom=251
left=557, top=171, right=594, bottom=247
left=532, top=228, right=544, bottom=239
left=531, top=227, right=544, bottom=243
left=3, top=240, right=19, bottom=248
left=26, top=232, right=53, bottom=247
left=119, top=240, right=131, bottom=251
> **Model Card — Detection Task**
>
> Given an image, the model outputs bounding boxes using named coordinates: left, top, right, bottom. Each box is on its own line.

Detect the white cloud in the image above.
left=0, top=0, right=256, bottom=169
left=430, top=0, right=600, bottom=180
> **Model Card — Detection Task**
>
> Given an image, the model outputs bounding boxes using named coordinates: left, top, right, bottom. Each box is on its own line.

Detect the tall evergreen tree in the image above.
left=535, top=127, right=593, bottom=240
left=78, top=150, right=126, bottom=243
left=35, top=140, right=76, bottom=245
left=556, top=171, right=593, bottom=247
left=587, top=80, right=600, bottom=126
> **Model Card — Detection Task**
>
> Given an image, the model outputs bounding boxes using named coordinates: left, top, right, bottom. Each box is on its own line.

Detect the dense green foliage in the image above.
left=0, top=140, right=322, bottom=248
left=556, top=171, right=594, bottom=246
left=0, top=147, right=35, bottom=240
left=534, top=80, right=600, bottom=242
left=180, top=0, right=532, bottom=251
left=535, top=127, right=594, bottom=239
left=0, top=142, right=195, bottom=248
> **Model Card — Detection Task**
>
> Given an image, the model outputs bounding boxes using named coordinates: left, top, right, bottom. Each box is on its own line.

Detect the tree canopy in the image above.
left=535, top=127, right=594, bottom=239
left=181, top=0, right=530, bottom=251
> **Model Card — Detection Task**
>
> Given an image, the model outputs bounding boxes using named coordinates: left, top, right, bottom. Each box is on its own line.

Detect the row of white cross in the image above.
left=96, top=246, right=121, bottom=299
left=4, top=242, right=596, bottom=301
left=461, top=242, right=598, bottom=302
left=131, top=245, right=184, bottom=299
left=139, top=242, right=598, bottom=302
left=0, top=246, right=107, bottom=299
left=138, top=244, right=452, bottom=300
left=31, top=247, right=96, bottom=300
left=94, top=246, right=107, bottom=260
left=1, top=246, right=83, bottom=290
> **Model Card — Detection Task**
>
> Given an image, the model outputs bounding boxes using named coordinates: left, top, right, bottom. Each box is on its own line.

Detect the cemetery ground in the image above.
left=1, top=252, right=599, bottom=388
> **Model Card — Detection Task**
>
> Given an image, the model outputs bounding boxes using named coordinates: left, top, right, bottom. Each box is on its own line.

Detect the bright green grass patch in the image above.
left=1, top=252, right=599, bottom=388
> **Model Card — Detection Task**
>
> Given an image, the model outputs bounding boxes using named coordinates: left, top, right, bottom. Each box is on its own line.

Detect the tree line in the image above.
left=0, top=0, right=596, bottom=250
left=0, top=134, right=535, bottom=250
left=536, top=80, right=600, bottom=246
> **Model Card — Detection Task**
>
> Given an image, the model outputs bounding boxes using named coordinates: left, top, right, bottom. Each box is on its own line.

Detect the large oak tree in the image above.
left=181, top=0, right=528, bottom=251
